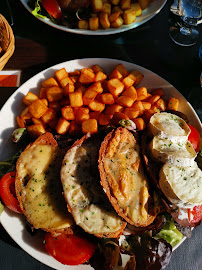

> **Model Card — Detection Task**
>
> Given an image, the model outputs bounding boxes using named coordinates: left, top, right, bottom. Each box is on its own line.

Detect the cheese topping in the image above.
left=61, top=140, right=124, bottom=235
left=17, top=144, right=73, bottom=230
left=159, top=162, right=202, bottom=208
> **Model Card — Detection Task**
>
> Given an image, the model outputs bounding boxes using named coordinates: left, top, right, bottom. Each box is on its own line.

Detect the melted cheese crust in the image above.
left=17, top=144, right=73, bottom=230
left=61, top=140, right=124, bottom=236
left=102, top=129, right=152, bottom=226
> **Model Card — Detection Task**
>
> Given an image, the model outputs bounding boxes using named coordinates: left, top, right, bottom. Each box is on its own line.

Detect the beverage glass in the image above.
left=169, top=0, right=202, bottom=46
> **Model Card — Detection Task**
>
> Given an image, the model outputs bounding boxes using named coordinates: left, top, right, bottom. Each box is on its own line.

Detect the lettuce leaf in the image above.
left=154, top=215, right=183, bottom=247
left=0, top=201, right=4, bottom=215
left=31, top=0, right=49, bottom=19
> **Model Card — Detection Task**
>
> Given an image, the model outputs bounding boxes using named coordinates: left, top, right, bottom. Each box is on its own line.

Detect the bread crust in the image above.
left=99, top=127, right=156, bottom=227
left=15, top=132, right=73, bottom=235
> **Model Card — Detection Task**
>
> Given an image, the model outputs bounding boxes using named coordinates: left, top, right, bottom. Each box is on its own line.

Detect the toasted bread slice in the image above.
left=15, top=133, right=74, bottom=234
left=99, top=127, right=156, bottom=227
left=60, top=135, right=126, bottom=238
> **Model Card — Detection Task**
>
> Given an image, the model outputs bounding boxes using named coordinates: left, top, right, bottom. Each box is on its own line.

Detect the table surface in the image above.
left=0, top=0, right=202, bottom=270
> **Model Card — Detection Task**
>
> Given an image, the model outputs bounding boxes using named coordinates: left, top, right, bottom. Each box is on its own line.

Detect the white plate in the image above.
left=0, top=58, right=201, bottom=270
left=20, top=0, right=167, bottom=35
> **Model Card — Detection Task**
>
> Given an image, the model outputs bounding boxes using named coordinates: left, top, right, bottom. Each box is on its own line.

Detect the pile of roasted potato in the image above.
left=78, top=0, right=151, bottom=30
left=17, top=63, right=179, bottom=138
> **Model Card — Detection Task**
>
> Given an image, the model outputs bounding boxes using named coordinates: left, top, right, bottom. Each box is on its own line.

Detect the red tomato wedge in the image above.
left=188, top=124, right=201, bottom=153
left=41, top=0, right=63, bottom=20
left=0, top=171, right=22, bottom=213
left=188, top=205, right=202, bottom=223
left=44, top=233, right=96, bottom=265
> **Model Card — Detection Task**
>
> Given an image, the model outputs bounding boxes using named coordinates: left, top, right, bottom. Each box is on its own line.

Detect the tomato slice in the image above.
left=0, top=171, right=22, bottom=213
left=188, top=205, right=202, bottom=223
left=41, top=0, right=63, bottom=20
left=44, top=233, right=96, bottom=265
left=188, top=124, right=201, bottom=153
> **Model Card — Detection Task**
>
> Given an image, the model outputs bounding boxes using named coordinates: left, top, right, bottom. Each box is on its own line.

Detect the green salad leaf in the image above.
left=154, top=215, right=183, bottom=247
left=0, top=201, right=4, bottom=215
left=0, top=150, right=22, bottom=179
left=31, top=0, right=49, bottom=19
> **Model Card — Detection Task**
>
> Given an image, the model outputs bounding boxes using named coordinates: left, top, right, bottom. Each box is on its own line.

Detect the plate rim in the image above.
left=0, top=57, right=201, bottom=270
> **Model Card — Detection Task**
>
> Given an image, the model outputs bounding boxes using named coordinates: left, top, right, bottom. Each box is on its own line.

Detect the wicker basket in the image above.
left=0, top=14, right=15, bottom=71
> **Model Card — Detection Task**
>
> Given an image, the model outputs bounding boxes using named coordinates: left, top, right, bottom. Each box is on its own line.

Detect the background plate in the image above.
left=20, top=0, right=167, bottom=35
left=0, top=58, right=201, bottom=270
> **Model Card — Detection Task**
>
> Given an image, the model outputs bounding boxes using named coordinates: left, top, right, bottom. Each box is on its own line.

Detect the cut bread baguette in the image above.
left=60, top=134, right=126, bottom=238
left=15, top=132, right=74, bottom=234
left=99, top=127, right=157, bottom=227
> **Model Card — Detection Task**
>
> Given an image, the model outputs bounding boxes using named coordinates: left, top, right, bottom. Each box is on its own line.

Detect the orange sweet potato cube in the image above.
left=89, top=100, right=105, bottom=112
left=83, top=89, right=98, bottom=105
left=136, top=87, right=148, bottom=101
left=69, top=121, right=82, bottom=136
left=115, top=96, right=134, bottom=107
left=41, top=108, right=57, bottom=124
left=63, top=83, right=75, bottom=96
left=16, top=116, right=25, bottom=128
left=39, top=88, right=47, bottom=99
left=55, top=118, right=70, bottom=135
left=28, top=99, right=48, bottom=118
left=104, top=104, right=124, bottom=115
left=156, top=98, right=166, bottom=111
left=79, top=68, right=95, bottom=84
left=59, top=76, right=73, bottom=88
left=115, top=64, right=128, bottom=77
left=55, top=68, right=68, bottom=81
left=122, top=74, right=136, bottom=89
left=46, top=86, right=63, bottom=102
left=42, top=77, right=58, bottom=88
left=124, top=108, right=139, bottom=119
left=94, top=71, right=107, bottom=82
left=87, top=82, right=103, bottom=94
left=69, top=92, right=83, bottom=107
left=27, top=124, right=46, bottom=138
left=130, top=70, right=144, bottom=86
left=89, top=111, right=101, bottom=121
left=167, top=97, right=179, bottom=111
left=82, top=119, right=98, bottom=134
left=151, top=88, right=164, bottom=97
left=100, top=93, right=114, bottom=104
left=92, top=65, right=104, bottom=73
left=98, top=113, right=113, bottom=125
left=110, top=112, right=129, bottom=126
left=61, top=106, right=75, bottom=120
left=133, top=118, right=146, bottom=130
left=122, top=86, right=137, bottom=101
left=107, top=78, right=125, bottom=97
left=108, top=69, right=123, bottom=80
left=23, top=92, right=38, bottom=106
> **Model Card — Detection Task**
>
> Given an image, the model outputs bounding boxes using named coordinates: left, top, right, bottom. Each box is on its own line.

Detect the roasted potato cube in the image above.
left=122, top=86, right=137, bottom=101
left=55, top=68, right=68, bottom=81
left=79, top=68, right=95, bottom=84
left=88, top=82, right=103, bottom=94
left=89, top=111, right=101, bottom=121
left=136, top=87, right=148, bottom=101
left=23, top=92, right=38, bottom=106
left=131, top=3, right=142, bottom=16
left=130, top=70, right=144, bottom=86
left=32, top=118, right=47, bottom=128
left=108, top=69, right=123, bottom=80
left=99, top=113, right=113, bottom=125
left=63, top=83, right=75, bottom=96
left=151, top=88, right=164, bottom=97
left=150, top=104, right=161, bottom=113
left=92, top=0, right=103, bottom=12
left=110, top=16, right=123, bottom=28
left=138, top=0, right=150, bottom=10
left=75, top=108, right=90, bottom=123
left=60, top=98, right=70, bottom=107
left=92, top=65, right=105, bottom=73
left=39, top=88, right=47, bottom=99
left=59, top=76, right=73, bottom=88
left=123, top=9, right=136, bottom=25
left=143, top=109, right=155, bottom=123
left=120, top=0, right=131, bottom=10
left=78, top=20, right=89, bottom=29
left=69, top=121, right=82, bottom=136
left=82, top=119, right=98, bottom=134
left=99, top=12, right=110, bottom=28
left=89, top=17, right=99, bottom=31
left=124, top=108, right=139, bottom=119
left=41, top=77, right=58, bottom=88
left=142, top=101, right=151, bottom=110
left=133, top=117, right=146, bottom=130
left=48, top=118, right=58, bottom=130
left=40, top=98, right=48, bottom=107
left=55, top=118, right=70, bottom=135
left=104, top=104, right=124, bottom=115
left=27, top=124, right=46, bottom=138
left=156, top=98, right=166, bottom=111
left=112, top=6, right=123, bottom=14
left=83, top=89, right=98, bottom=105
left=132, top=101, right=144, bottom=113
left=41, top=108, right=57, bottom=124
left=69, top=92, right=83, bottom=107
left=122, top=73, right=136, bottom=88
left=115, top=64, right=129, bottom=77
left=28, top=99, right=48, bottom=119
left=94, top=71, right=107, bottom=82
left=102, top=3, right=111, bottom=14
left=75, top=85, right=87, bottom=94
left=21, top=107, right=33, bottom=121
left=100, top=93, right=115, bottom=104
left=116, top=96, right=134, bottom=107
left=69, top=71, right=81, bottom=76
left=69, top=75, right=79, bottom=84
left=147, top=95, right=160, bottom=104
left=16, top=116, right=25, bottom=128
left=46, top=86, right=63, bottom=102
left=61, top=106, right=75, bottom=121
left=109, top=11, right=120, bottom=23
left=107, top=78, right=125, bottom=97
left=167, top=97, right=179, bottom=111
left=89, top=100, right=105, bottom=112
left=110, top=0, right=120, bottom=5
left=110, top=112, right=129, bottom=126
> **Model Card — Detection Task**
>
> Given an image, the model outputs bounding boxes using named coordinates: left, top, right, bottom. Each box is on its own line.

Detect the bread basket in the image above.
left=0, top=14, right=15, bottom=71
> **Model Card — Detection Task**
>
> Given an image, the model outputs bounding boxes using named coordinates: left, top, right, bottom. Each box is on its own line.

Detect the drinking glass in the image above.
left=169, top=0, right=202, bottom=46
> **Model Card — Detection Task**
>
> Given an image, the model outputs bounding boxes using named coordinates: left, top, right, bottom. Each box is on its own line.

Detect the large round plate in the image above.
left=0, top=58, right=201, bottom=270
left=20, top=0, right=167, bottom=35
